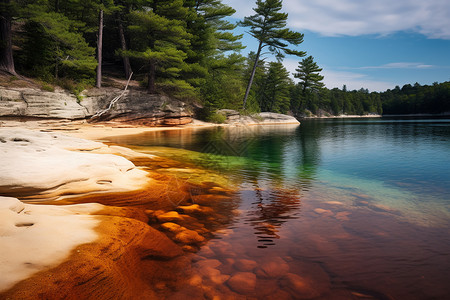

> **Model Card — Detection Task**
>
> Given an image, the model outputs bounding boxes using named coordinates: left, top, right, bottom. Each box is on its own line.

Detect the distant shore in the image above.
left=299, top=114, right=381, bottom=119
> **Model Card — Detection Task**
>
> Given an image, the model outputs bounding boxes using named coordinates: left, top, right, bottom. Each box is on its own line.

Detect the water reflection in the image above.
left=243, top=186, right=302, bottom=248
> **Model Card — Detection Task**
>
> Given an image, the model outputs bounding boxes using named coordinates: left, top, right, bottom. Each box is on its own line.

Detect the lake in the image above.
left=107, top=117, right=450, bottom=299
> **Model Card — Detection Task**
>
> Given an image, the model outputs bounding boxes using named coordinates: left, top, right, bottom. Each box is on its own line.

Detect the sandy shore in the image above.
left=0, top=120, right=238, bottom=299
left=0, top=118, right=218, bottom=140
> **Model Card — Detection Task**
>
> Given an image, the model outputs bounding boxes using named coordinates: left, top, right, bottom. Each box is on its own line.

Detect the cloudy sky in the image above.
left=222, top=0, right=450, bottom=91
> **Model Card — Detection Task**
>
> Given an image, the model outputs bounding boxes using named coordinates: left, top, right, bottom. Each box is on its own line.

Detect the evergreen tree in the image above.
left=258, top=62, right=292, bottom=113
left=240, top=0, right=305, bottom=109
left=124, top=6, right=191, bottom=93
left=242, top=51, right=267, bottom=112
left=292, top=56, right=324, bottom=115
left=182, top=0, right=243, bottom=90
left=200, top=53, right=246, bottom=117
left=20, top=4, right=97, bottom=81
left=294, top=56, right=324, bottom=93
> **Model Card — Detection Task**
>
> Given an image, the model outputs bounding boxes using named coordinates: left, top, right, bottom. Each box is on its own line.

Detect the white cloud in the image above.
left=223, top=0, right=450, bottom=39
left=359, top=62, right=435, bottom=69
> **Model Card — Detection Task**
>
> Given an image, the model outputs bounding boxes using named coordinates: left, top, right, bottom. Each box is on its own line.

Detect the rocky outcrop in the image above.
left=0, top=87, right=193, bottom=125
left=0, top=128, right=149, bottom=200
left=217, top=109, right=300, bottom=125
left=85, top=89, right=193, bottom=126
left=0, top=88, right=88, bottom=119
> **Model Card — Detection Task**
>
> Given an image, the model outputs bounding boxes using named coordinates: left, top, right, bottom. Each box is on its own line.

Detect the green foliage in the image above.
left=256, top=62, right=292, bottom=113
left=200, top=53, right=246, bottom=111
left=17, top=4, right=97, bottom=83
left=206, top=112, right=227, bottom=124
left=240, top=0, right=305, bottom=59
left=291, top=56, right=325, bottom=116
left=240, top=0, right=305, bottom=109
left=381, top=82, right=450, bottom=115
left=124, top=7, right=192, bottom=93
left=294, top=56, right=324, bottom=93
left=40, top=82, right=54, bottom=92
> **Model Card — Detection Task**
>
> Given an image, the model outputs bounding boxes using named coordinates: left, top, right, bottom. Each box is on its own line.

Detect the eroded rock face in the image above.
left=0, top=87, right=193, bottom=125
left=0, top=88, right=88, bottom=119
left=88, top=89, right=193, bottom=126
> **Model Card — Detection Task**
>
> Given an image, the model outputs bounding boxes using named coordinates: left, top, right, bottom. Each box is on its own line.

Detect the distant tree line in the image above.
left=1, top=0, right=448, bottom=120
left=290, top=81, right=450, bottom=117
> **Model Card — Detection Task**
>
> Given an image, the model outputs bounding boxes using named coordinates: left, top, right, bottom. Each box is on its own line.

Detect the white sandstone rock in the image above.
left=0, top=196, right=101, bottom=292
left=0, top=128, right=149, bottom=200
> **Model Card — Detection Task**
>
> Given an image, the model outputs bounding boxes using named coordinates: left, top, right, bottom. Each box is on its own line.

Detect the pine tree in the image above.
left=124, top=7, right=191, bottom=93
left=182, top=0, right=243, bottom=90
left=20, top=4, right=97, bottom=81
left=294, top=55, right=324, bottom=93
left=240, top=0, right=305, bottom=109
left=291, top=56, right=324, bottom=115
left=201, top=52, right=246, bottom=114
left=258, top=61, right=292, bottom=113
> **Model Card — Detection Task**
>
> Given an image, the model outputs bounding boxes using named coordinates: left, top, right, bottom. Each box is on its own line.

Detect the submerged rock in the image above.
left=156, top=211, right=185, bottom=222
left=161, top=222, right=184, bottom=233
left=255, top=256, right=290, bottom=278
left=227, top=272, right=257, bottom=294
left=174, top=229, right=205, bottom=244
left=234, top=259, right=258, bottom=272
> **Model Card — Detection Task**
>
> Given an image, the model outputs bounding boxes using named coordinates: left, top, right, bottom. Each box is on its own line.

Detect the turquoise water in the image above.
left=108, top=118, right=450, bottom=299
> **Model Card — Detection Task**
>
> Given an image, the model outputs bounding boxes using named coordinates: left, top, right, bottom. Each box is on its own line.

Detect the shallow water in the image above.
left=107, top=117, right=450, bottom=299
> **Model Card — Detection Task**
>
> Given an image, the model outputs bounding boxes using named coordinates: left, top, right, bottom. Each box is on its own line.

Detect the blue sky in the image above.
left=222, top=0, right=450, bottom=92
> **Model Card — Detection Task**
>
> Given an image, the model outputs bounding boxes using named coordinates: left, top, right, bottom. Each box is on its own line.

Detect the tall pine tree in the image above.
left=124, top=5, right=191, bottom=93
left=240, top=0, right=305, bottom=109
left=294, top=55, right=324, bottom=93
left=292, top=55, right=324, bottom=115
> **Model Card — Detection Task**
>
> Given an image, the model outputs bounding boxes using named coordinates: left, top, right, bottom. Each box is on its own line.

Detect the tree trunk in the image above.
left=96, top=9, right=103, bottom=88
left=147, top=60, right=156, bottom=94
left=0, top=0, right=16, bottom=75
left=116, top=13, right=132, bottom=79
left=242, top=41, right=263, bottom=110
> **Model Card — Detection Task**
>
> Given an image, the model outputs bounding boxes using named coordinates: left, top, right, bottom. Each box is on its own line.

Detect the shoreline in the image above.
left=299, top=114, right=381, bottom=119
left=0, top=120, right=238, bottom=298
left=0, top=116, right=300, bottom=141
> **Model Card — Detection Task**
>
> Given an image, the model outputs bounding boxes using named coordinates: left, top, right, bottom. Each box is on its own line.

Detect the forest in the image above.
left=1, top=0, right=449, bottom=120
